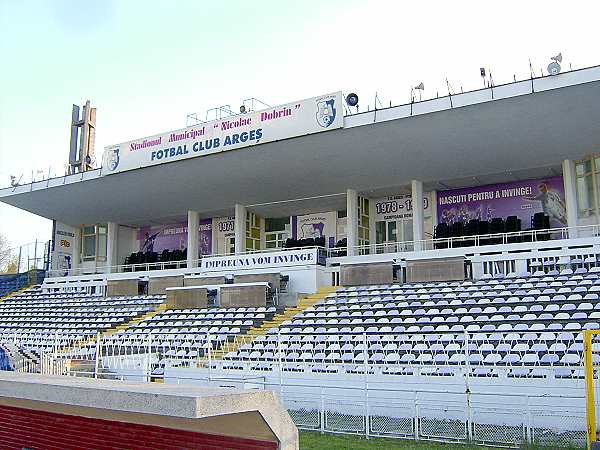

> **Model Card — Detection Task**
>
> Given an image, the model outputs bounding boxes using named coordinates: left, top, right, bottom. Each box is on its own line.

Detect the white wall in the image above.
left=117, top=225, right=138, bottom=266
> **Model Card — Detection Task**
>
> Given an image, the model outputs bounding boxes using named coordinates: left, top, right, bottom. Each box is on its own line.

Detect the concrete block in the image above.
left=184, top=276, right=226, bottom=287
left=234, top=273, right=280, bottom=288
left=166, top=288, right=208, bottom=309
left=406, top=257, right=465, bottom=282
left=148, top=276, right=183, bottom=295
left=340, top=262, right=393, bottom=286
left=220, top=285, right=267, bottom=308
left=107, top=279, right=139, bottom=297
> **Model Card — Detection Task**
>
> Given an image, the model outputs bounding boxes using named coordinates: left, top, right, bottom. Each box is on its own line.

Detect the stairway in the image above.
left=209, top=286, right=339, bottom=360
left=58, top=302, right=168, bottom=355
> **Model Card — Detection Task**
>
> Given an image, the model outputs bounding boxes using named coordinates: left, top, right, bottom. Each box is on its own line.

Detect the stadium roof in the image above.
left=2, top=66, right=600, bottom=227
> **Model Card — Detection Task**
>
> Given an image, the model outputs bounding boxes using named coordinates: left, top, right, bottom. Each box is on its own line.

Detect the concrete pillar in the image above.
left=562, top=159, right=578, bottom=238
left=346, top=189, right=358, bottom=256
left=234, top=204, right=247, bottom=254
left=187, top=211, right=200, bottom=268
left=106, top=222, right=118, bottom=273
left=72, top=228, right=81, bottom=273
left=430, top=190, right=438, bottom=236
left=369, top=197, right=377, bottom=254
left=412, top=180, right=424, bottom=251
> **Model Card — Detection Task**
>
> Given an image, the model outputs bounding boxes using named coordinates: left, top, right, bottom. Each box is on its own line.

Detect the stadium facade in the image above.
left=1, top=66, right=600, bottom=289
left=3, top=65, right=600, bottom=448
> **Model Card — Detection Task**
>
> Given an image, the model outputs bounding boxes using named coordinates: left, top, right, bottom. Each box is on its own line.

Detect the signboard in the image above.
left=213, top=216, right=235, bottom=254
left=102, top=92, right=343, bottom=174
left=52, top=221, right=76, bottom=276
left=436, top=176, right=566, bottom=228
left=292, top=212, right=337, bottom=247
left=138, top=219, right=212, bottom=257
left=374, top=193, right=432, bottom=222
left=201, top=248, right=319, bottom=272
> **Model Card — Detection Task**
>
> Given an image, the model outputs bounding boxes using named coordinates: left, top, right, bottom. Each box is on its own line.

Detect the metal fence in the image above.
left=0, top=329, right=589, bottom=447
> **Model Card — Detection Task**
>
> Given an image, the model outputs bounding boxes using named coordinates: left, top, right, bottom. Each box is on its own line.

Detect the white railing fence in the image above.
left=47, top=224, right=600, bottom=278
left=0, top=330, right=589, bottom=447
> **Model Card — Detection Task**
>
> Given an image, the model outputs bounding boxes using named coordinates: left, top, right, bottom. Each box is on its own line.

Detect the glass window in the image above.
left=265, top=217, right=288, bottom=233
left=576, top=156, right=600, bottom=219
left=81, top=224, right=107, bottom=262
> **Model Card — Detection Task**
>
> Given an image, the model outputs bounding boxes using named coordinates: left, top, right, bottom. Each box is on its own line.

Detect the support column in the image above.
left=562, top=159, right=579, bottom=238
left=187, top=211, right=200, bottom=268
left=106, top=222, right=118, bottom=273
left=412, top=180, right=424, bottom=251
left=369, top=197, right=377, bottom=254
left=234, top=204, right=247, bottom=254
left=72, top=228, right=81, bottom=273
left=346, top=189, right=358, bottom=256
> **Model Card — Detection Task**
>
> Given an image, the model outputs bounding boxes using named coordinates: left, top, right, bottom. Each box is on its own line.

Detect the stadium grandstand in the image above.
left=3, top=63, right=600, bottom=449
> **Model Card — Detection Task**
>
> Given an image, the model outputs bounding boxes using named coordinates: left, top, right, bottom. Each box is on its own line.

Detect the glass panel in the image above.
left=376, top=221, right=385, bottom=244
left=577, top=176, right=591, bottom=216
left=82, top=226, right=95, bottom=236
left=576, top=163, right=585, bottom=176
left=387, top=222, right=397, bottom=241
left=82, top=235, right=96, bottom=258
left=265, top=217, right=288, bottom=232
left=584, top=159, right=593, bottom=173
left=97, top=234, right=107, bottom=259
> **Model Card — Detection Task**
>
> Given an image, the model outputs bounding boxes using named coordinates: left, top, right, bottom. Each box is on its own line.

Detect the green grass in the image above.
left=298, top=431, right=585, bottom=450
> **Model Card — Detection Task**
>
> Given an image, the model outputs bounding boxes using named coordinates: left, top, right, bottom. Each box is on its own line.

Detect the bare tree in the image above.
left=0, top=233, right=14, bottom=273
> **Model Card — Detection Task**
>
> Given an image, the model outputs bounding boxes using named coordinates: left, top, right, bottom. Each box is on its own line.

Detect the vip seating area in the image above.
left=124, top=248, right=187, bottom=270
left=0, top=289, right=164, bottom=352
left=433, top=212, right=553, bottom=248
left=218, top=264, right=600, bottom=378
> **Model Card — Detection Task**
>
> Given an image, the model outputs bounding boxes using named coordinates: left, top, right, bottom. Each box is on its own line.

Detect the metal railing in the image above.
left=0, top=329, right=588, bottom=447
left=47, top=223, right=600, bottom=278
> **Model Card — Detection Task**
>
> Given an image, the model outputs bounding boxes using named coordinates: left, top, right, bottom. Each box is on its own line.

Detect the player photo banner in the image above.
left=292, top=212, right=337, bottom=247
left=437, top=176, right=566, bottom=228
left=138, top=219, right=212, bottom=257
left=102, top=92, right=343, bottom=175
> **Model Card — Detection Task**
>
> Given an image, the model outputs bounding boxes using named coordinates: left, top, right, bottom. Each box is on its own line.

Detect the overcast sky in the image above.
left=0, top=0, right=598, bottom=250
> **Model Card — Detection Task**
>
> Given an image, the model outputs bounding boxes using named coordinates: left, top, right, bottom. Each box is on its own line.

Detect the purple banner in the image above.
left=437, top=176, right=566, bottom=228
left=138, top=219, right=212, bottom=256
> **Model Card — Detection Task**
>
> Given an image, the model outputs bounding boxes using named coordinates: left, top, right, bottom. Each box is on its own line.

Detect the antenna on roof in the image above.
left=186, top=113, right=205, bottom=127
left=239, top=98, right=271, bottom=114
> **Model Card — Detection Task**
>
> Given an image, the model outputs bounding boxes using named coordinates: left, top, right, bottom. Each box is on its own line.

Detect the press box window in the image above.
left=81, top=224, right=107, bottom=262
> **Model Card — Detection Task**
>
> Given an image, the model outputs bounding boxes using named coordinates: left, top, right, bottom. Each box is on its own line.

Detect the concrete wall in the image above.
left=117, top=226, right=138, bottom=267
left=340, top=262, right=393, bottom=286
left=234, top=273, right=280, bottom=288
left=406, top=257, right=465, bottom=282
left=107, top=279, right=139, bottom=297
left=166, top=289, right=208, bottom=309
left=220, top=285, right=267, bottom=308
left=184, top=276, right=226, bottom=287
left=148, top=276, right=184, bottom=295
left=0, top=372, right=298, bottom=450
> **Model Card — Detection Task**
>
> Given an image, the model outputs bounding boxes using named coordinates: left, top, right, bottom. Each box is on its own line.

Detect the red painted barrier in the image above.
left=0, top=404, right=278, bottom=450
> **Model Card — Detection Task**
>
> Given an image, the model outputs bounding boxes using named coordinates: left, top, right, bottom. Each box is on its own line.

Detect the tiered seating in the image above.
left=0, top=290, right=164, bottom=352
left=222, top=267, right=600, bottom=377
left=106, top=306, right=278, bottom=372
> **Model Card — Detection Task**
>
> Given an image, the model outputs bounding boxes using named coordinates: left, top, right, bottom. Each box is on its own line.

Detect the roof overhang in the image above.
left=2, top=67, right=600, bottom=227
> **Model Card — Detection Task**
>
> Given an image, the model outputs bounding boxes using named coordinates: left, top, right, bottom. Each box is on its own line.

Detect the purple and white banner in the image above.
left=292, top=212, right=337, bottom=247
left=437, top=176, right=567, bottom=228
left=138, top=219, right=212, bottom=256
